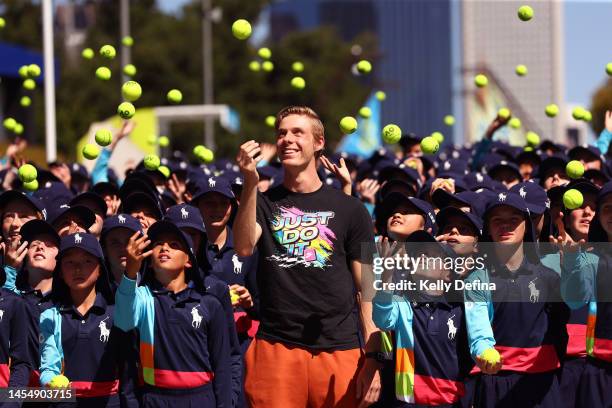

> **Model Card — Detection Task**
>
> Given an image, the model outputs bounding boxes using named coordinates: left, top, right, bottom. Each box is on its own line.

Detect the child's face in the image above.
left=600, top=195, right=612, bottom=240
left=567, top=192, right=596, bottom=240
left=151, top=232, right=192, bottom=276
left=437, top=214, right=478, bottom=255
left=386, top=203, right=425, bottom=240
left=61, top=248, right=100, bottom=291
left=103, top=228, right=132, bottom=281
left=487, top=206, right=526, bottom=244
left=197, top=193, right=232, bottom=228
left=27, top=234, right=58, bottom=273
left=2, top=201, right=39, bottom=245
left=542, top=168, right=569, bottom=190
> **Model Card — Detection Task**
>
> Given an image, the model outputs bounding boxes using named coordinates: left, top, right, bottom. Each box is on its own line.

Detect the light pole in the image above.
left=202, top=0, right=214, bottom=150
left=42, top=0, right=57, bottom=162
left=120, top=0, right=131, bottom=84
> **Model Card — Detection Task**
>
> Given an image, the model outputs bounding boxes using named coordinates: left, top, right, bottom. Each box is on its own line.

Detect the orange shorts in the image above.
left=244, top=338, right=363, bottom=408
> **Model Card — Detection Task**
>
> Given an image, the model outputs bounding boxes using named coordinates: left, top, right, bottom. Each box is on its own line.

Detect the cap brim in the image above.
left=70, top=192, right=108, bottom=216
left=147, top=220, right=198, bottom=268
left=435, top=206, right=482, bottom=236
left=20, top=220, right=60, bottom=246
left=121, top=192, right=163, bottom=219
left=52, top=205, right=96, bottom=230
left=0, top=190, right=45, bottom=214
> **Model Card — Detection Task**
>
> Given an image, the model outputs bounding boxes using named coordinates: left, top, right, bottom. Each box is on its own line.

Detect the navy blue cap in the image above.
left=101, top=213, right=142, bottom=238
left=510, top=182, right=550, bottom=215
left=540, top=140, right=565, bottom=154
left=59, top=232, right=104, bottom=259
left=48, top=204, right=96, bottom=230
left=435, top=206, right=483, bottom=237
left=568, top=144, right=604, bottom=163
left=0, top=190, right=47, bottom=219
left=165, top=204, right=205, bottom=233
left=257, top=165, right=279, bottom=181
left=486, top=160, right=522, bottom=182
left=379, top=179, right=417, bottom=199
left=70, top=162, right=89, bottom=180
left=70, top=192, right=108, bottom=217
left=34, top=181, right=74, bottom=206
left=404, top=230, right=456, bottom=259
left=583, top=168, right=610, bottom=185
left=435, top=158, right=469, bottom=176
left=478, top=153, right=507, bottom=172
left=537, top=155, right=568, bottom=181
left=190, top=176, right=235, bottom=204
left=379, top=192, right=437, bottom=233
left=91, top=182, right=119, bottom=197
left=377, top=163, right=422, bottom=189
left=482, top=192, right=538, bottom=252
left=516, top=149, right=542, bottom=166
left=119, top=192, right=164, bottom=220
left=432, top=189, right=480, bottom=212
left=598, top=180, right=612, bottom=201
left=564, top=178, right=600, bottom=197
left=20, top=219, right=60, bottom=247
left=463, top=172, right=493, bottom=191
left=119, top=172, right=159, bottom=200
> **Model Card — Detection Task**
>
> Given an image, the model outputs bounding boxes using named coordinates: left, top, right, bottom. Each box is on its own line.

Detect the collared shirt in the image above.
left=0, top=288, right=31, bottom=388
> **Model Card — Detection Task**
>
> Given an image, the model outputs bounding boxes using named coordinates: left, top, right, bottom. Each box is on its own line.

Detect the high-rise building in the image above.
left=266, top=0, right=454, bottom=142
left=461, top=0, right=565, bottom=144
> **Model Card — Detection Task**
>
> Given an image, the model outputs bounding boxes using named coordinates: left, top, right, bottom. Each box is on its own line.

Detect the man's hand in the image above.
left=4, top=240, right=28, bottom=270
left=229, top=284, right=253, bottom=309
left=320, top=155, right=352, bottom=195
left=236, top=140, right=262, bottom=184
left=125, top=232, right=152, bottom=279
left=356, top=358, right=381, bottom=407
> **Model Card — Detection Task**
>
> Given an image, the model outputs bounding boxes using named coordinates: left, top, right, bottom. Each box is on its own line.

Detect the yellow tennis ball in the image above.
left=359, top=107, right=372, bottom=118
left=20, top=96, right=31, bottom=107
left=96, top=66, right=112, bottom=81
left=143, top=154, right=161, bottom=171
left=563, top=189, right=584, bottom=210
left=232, top=19, right=252, bottom=40
left=572, top=107, right=586, bottom=120
left=583, top=111, right=592, bottom=122
left=444, top=115, right=455, bottom=126
left=82, top=143, right=100, bottom=160
left=82, top=48, right=94, bottom=59
left=28, top=64, right=41, bottom=78
left=23, top=79, right=36, bottom=90
left=117, top=102, right=135, bottom=119
left=258, top=47, right=272, bottom=59
left=123, top=64, right=137, bottom=77
left=508, top=118, right=521, bottom=129
left=265, top=116, right=276, bottom=128
left=230, top=289, right=240, bottom=304
left=18, top=65, right=29, bottom=78
left=545, top=104, right=559, bottom=117
left=518, top=5, right=534, bottom=21
left=48, top=374, right=70, bottom=388
left=95, top=129, right=113, bottom=147
left=193, top=145, right=207, bottom=158
left=375, top=91, right=386, bottom=101
left=18, top=164, right=37, bottom=183
left=158, top=165, right=170, bottom=178
left=13, top=123, right=23, bottom=135
left=290, top=76, right=306, bottom=90
left=382, top=124, right=402, bottom=144
left=0, top=17, right=5, bottom=29
left=474, top=74, right=488, bottom=88
left=420, top=136, right=440, bottom=154
left=526, top=131, right=540, bottom=147
left=3, top=117, right=17, bottom=131
left=356, top=60, right=372, bottom=74
left=480, top=348, right=501, bottom=365
left=248, top=61, right=260, bottom=72
left=607, top=63, right=612, bottom=76
left=292, top=61, right=304, bottom=73
left=262, top=61, right=274, bottom=72
left=515, top=64, right=528, bottom=76
left=339, top=116, right=358, bottom=134
left=566, top=160, right=585, bottom=179
left=23, top=179, right=39, bottom=192
left=158, top=136, right=170, bottom=147
left=121, top=80, right=142, bottom=102
left=201, top=148, right=214, bottom=163
left=431, top=131, right=444, bottom=144
left=498, top=108, right=511, bottom=119
left=122, top=36, right=134, bottom=47
left=167, top=89, right=182, bottom=104
left=99, top=44, right=116, bottom=59
left=146, top=135, right=157, bottom=145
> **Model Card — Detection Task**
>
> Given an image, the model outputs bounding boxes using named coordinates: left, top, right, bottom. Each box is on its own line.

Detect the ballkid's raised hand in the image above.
left=125, top=231, right=152, bottom=279
left=320, top=155, right=351, bottom=195
left=4, top=240, right=28, bottom=270
left=236, top=140, right=263, bottom=183
left=549, top=212, right=585, bottom=255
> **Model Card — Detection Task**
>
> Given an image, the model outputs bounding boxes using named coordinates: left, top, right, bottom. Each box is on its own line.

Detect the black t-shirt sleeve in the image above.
left=255, top=190, right=266, bottom=227
left=345, top=198, right=375, bottom=263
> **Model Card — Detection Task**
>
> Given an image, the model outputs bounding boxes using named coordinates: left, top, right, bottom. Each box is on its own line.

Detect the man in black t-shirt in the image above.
left=234, top=106, right=380, bottom=407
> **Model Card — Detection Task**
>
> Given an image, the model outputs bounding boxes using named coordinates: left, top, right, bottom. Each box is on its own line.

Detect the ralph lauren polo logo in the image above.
left=447, top=315, right=457, bottom=340
left=99, top=316, right=110, bottom=342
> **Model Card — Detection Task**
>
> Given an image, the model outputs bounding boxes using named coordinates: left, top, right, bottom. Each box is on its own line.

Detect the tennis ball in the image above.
left=99, top=44, right=116, bottom=59
left=515, top=64, right=528, bottom=76
left=262, top=61, right=274, bottom=72
left=525, top=131, right=540, bottom=146
left=23, top=179, right=38, bottom=192
left=563, top=189, right=584, bottom=210
left=23, top=79, right=36, bottom=90
left=566, top=160, right=585, bottom=179
left=146, top=135, right=157, bottom=145
left=265, top=115, right=276, bottom=128
left=572, top=107, right=586, bottom=120
left=18, top=164, right=37, bottom=183
left=292, top=61, right=304, bottom=73
left=28, top=64, right=41, bottom=78
left=444, top=115, right=455, bottom=126
left=498, top=108, right=511, bottom=119
left=545, top=104, right=559, bottom=117
left=201, top=148, right=214, bottom=163
left=356, top=60, right=372, bottom=74
left=518, top=5, right=534, bottom=21
left=82, top=143, right=100, bottom=160
left=339, top=116, right=358, bottom=134
left=143, top=154, right=161, bottom=171
left=583, top=111, right=592, bottom=122
left=524, top=146, right=534, bottom=152
left=48, top=375, right=70, bottom=389
left=230, top=289, right=240, bottom=304
left=359, top=107, right=372, bottom=118
left=96, top=66, right=112, bottom=81
left=95, top=129, right=113, bottom=147
left=258, top=47, right=272, bottom=59
left=121, top=81, right=142, bottom=102
left=420, top=136, right=440, bottom=154
left=291, top=76, right=306, bottom=90
left=193, top=145, right=206, bottom=157
left=20, top=96, right=31, bottom=107
left=18, top=65, right=29, bottom=79
left=431, top=131, right=444, bottom=144
left=248, top=61, right=260, bottom=72
left=232, top=19, right=252, bottom=40
left=123, top=64, right=137, bottom=77
left=375, top=91, right=386, bottom=101
left=480, top=348, right=501, bottom=365
left=382, top=124, right=402, bottom=144
left=0, top=17, right=5, bottom=29
left=122, top=36, right=134, bottom=47
left=3, top=118, right=17, bottom=131
left=474, top=74, right=488, bottom=88
left=13, top=123, right=23, bottom=135
left=509, top=118, right=521, bottom=129
left=167, top=89, right=182, bottom=104
left=607, top=63, right=612, bottom=76
left=158, top=165, right=170, bottom=178
left=158, top=136, right=170, bottom=147
left=82, top=48, right=94, bottom=59
left=117, top=102, right=135, bottom=119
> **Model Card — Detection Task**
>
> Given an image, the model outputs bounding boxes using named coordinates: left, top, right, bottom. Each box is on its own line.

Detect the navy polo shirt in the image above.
left=0, top=288, right=32, bottom=388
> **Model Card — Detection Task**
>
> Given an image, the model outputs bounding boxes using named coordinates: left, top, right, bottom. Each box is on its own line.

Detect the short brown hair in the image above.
left=275, top=106, right=325, bottom=157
